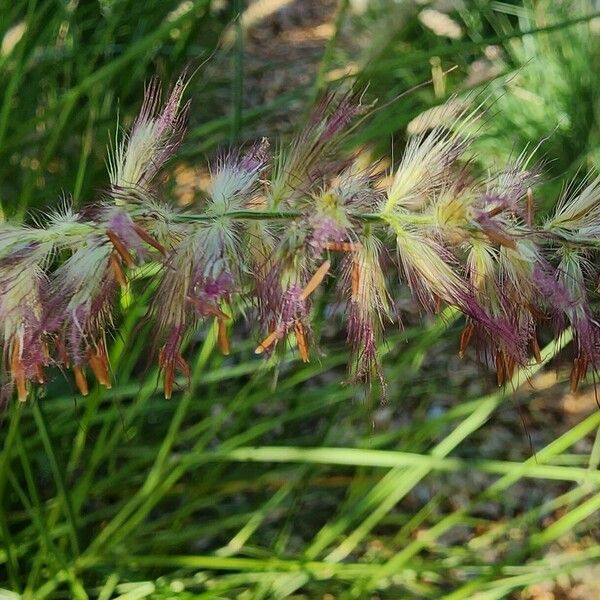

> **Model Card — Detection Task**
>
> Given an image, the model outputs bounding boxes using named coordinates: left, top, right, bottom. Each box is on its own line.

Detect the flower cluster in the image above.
left=2, top=77, right=600, bottom=402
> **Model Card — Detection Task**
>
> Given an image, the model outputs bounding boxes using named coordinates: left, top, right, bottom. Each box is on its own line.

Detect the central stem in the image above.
left=173, top=210, right=435, bottom=225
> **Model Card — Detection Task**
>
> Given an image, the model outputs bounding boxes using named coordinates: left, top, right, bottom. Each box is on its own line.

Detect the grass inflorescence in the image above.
left=2, top=78, right=600, bottom=403
left=1, top=1, right=600, bottom=598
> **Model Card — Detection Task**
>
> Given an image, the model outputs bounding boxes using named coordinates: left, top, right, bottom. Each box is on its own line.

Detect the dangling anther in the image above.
left=526, top=187, right=534, bottom=227
left=217, top=317, right=230, bottom=356
left=350, top=259, right=361, bottom=301
left=495, top=351, right=506, bottom=387
left=133, top=224, right=167, bottom=256
left=255, top=329, right=281, bottom=354
left=35, top=364, right=45, bottom=385
left=530, top=336, right=542, bottom=364
left=73, top=365, right=89, bottom=396
left=323, top=241, right=362, bottom=252
left=505, top=355, right=516, bottom=381
left=482, top=226, right=517, bottom=250
left=88, top=346, right=111, bottom=389
left=580, top=355, right=589, bottom=381
left=570, top=355, right=589, bottom=393
left=55, top=337, right=70, bottom=368
left=294, top=320, right=309, bottom=363
left=163, top=362, right=174, bottom=400
left=158, top=346, right=183, bottom=400
left=107, top=230, right=135, bottom=267
left=11, top=339, right=27, bottom=401
left=459, top=322, right=474, bottom=358
left=300, top=260, right=331, bottom=300
left=110, top=253, right=128, bottom=288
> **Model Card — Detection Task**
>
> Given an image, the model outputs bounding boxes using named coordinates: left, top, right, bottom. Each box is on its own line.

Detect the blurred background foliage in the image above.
left=1, top=0, right=600, bottom=598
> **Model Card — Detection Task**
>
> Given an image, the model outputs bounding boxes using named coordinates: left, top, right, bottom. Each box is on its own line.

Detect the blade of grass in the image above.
left=218, top=446, right=600, bottom=484
left=31, top=401, right=80, bottom=557
left=0, top=402, right=23, bottom=591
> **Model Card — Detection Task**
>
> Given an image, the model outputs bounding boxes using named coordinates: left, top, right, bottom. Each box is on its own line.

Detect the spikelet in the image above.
left=383, top=105, right=475, bottom=213
left=546, top=174, right=600, bottom=239
left=345, top=231, right=390, bottom=394
left=108, top=75, right=190, bottom=200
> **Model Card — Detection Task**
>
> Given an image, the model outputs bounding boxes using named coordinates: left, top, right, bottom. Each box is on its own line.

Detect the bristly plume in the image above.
left=544, top=176, right=600, bottom=389
left=344, top=230, right=390, bottom=395
left=108, top=74, right=190, bottom=202
left=0, top=235, right=53, bottom=401
left=269, top=91, right=363, bottom=209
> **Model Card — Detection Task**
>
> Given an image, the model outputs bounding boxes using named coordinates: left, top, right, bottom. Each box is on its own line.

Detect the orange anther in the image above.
left=163, top=363, right=174, bottom=400
left=323, top=241, right=361, bottom=252
left=300, top=260, right=331, bottom=300
left=255, top=329, right=281, bottom=354
left=526, top=187, right=534, bottom=227
left=483, top=227, right=516, bottom=250
left=73, top=365, right=89, bottom=396
left=530, top=336, right=542, bottom=364
left=351, top=259, right=360, bottom=300
left=133, top=224, right=166, bottom=256
left=35, top=364, right=45, bottom=385
left=294, top=320, right=309, bottom=363
left=110, top=253, right=128, bottom=288
left=459, top=322, right=474, bottom=358
left=107, top=230, right=135, bottom=268
left=11, top=338, right=27, bottom=401
left=495, top=351, right=506, bottom=387
left=217, top=317, right=230, bottom=356
left=88, top=346, right=111, bottom=388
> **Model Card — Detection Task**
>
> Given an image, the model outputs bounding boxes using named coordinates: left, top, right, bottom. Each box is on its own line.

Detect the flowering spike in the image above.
left=344, top=232, right=390, bottom=394
left=209, top=140, right=269, bottom=211
left=269, top=92, right=362, bottom=209
left=383, top=108, right=474, bottom=213
left=7, top=76, right=600, bottom=402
